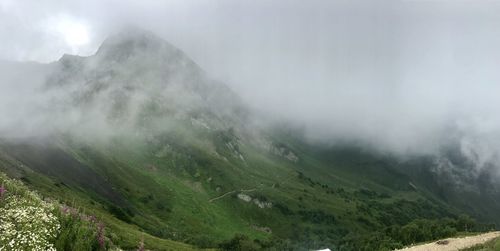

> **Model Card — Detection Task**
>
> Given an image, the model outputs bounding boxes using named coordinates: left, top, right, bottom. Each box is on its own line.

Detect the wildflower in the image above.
left=96, top=222, right=106, bottom=249
left=0, top=174, right=60, bottom=250
left=137, top=236, right=145, bottom=251
left=0, top=184, right=6, bottom=198
left=61, top=205, right=70, bottom=214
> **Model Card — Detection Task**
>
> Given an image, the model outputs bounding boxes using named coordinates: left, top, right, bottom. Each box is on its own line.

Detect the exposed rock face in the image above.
left=237, top=193, right=272, bottom=208
left=252, top=225, right=272, bottom=233
left=269, top=143, right=299, bottom=162
left=253, top=198, right=272, bottom=209
left=237, top=193, right=252, bottom=202
left=38, top=28, right=251, bottom=141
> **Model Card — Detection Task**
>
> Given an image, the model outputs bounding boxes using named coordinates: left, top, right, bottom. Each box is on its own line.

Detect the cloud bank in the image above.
left=1, top=0, right=500, bottom=171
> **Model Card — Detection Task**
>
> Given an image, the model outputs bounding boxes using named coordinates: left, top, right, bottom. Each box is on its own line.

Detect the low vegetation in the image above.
left=0, top=129, right=497, bottom=250
left=0, top=175, right=60, bottom=250
left=0, top=172, right=116, bottom=250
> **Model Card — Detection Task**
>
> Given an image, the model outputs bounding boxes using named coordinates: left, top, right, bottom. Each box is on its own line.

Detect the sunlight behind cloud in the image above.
left=42, top=14, right=92, bottom=56
left=55, top=17, right=90, bottom=46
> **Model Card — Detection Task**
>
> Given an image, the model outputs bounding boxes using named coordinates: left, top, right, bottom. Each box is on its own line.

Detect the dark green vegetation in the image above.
left=1, top=30, right=499, bottom=250
left=1, top=131, right=497, bottom=250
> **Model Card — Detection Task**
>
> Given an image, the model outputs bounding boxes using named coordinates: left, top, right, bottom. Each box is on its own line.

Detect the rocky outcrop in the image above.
left=237, top=193, right=272, bottom=208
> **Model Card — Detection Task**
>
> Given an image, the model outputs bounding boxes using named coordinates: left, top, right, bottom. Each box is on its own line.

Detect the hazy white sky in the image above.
left=2, top=0, right=500, bottom=160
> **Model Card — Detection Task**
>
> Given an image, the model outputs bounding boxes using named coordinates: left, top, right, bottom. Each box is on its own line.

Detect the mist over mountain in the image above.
left=0, top=29, right=250, bottom=142
left=1, top=28, right=499, bottom=186
left=1, top=1, right=500, bottom=172
left=1, top=2, right=500, bottom=250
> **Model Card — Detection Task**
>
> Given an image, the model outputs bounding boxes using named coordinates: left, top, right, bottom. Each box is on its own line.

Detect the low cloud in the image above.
left=1, top=0, right=500, bottom=172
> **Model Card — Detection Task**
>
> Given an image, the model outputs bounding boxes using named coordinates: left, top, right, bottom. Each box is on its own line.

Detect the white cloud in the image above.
left=1, top=0, right=500, bottom=168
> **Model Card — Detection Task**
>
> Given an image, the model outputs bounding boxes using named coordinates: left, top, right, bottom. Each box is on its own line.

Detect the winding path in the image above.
left=208, top=188, right=257, bottom=203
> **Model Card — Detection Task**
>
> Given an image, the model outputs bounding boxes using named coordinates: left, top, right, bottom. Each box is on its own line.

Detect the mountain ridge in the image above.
left=1, top=29, right=499, bottom=250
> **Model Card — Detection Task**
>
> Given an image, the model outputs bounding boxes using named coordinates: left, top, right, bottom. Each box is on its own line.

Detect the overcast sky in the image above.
left=2, top=0, right=500, bottom=163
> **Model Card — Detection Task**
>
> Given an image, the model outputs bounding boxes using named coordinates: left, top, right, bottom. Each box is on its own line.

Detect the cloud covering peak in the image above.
left=1, top=0, right=500, bottom=172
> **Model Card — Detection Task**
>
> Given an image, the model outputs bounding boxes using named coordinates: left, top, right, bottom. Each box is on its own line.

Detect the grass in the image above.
left=0, top=124, right=496, bottom=250
left=0, top=163, right=197, bottom=250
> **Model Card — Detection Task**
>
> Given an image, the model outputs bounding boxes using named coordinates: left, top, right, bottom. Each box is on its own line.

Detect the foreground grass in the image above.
left=0, top=171, right=198, bottom=250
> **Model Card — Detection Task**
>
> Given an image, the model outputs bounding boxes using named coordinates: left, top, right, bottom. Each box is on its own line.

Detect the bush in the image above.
left=108, top=204, right=133, bottom=223
left=0, top=172, right=113, bottom=251
left=0, top=174, right=60, bottom=250
left=55, top=214, right=100, bottom=250
left=218, top=234, right=260, bottom=251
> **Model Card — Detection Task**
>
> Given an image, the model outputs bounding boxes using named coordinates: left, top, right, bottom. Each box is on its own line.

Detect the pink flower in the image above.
left=61, top=206, right=70, bottom=214
left=97, top=222, right=106, bottom=249
left=0, top=185, right=6, bottom=198
left=137, top=236, right=145, bottom=251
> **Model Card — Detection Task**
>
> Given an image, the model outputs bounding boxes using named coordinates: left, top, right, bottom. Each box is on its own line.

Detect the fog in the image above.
left=2, top=0, right=500, bottom=171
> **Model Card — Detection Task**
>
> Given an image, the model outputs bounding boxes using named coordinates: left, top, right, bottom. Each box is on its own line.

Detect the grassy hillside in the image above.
left=1, top=30, right=497, bottom=251
left=0, top=169, right=195, bottom=251
left=1, top=124, right=496, bottom=250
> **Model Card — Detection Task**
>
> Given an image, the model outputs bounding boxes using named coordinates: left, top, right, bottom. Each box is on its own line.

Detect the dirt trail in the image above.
left=208, top=188, right=257, bottom=203
left=395, top=231, right=500, bottom=251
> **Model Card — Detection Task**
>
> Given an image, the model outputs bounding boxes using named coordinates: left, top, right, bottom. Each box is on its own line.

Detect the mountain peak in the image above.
left=100, top=28, right=162, bottom=47
left=95, top=28, right=181, bottom=62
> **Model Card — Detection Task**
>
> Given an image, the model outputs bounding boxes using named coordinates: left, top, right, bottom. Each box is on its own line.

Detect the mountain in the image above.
left=0, top=29, right=499, bottom=250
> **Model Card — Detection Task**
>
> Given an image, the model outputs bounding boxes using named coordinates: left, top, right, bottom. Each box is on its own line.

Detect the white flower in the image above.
left=0, top=173, right=60, bottom=250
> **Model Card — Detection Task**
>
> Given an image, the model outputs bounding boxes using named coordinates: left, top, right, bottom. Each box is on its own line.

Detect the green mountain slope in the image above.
left=1, top=29, right=498, bottom=250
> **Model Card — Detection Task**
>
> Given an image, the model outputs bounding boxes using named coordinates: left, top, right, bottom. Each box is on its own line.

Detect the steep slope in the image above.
left=0, top=170, right=195, bottom=250
left=1, top=29, right=498, bottom=250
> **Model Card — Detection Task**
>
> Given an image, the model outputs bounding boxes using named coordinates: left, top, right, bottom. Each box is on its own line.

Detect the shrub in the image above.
left=218, top=234, right=260, bottom=251
left=0, top=175, right=60, bottom=250
left=108, top=204, right=133, bottom=223
left=0, top=172, right=113, bottom=250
